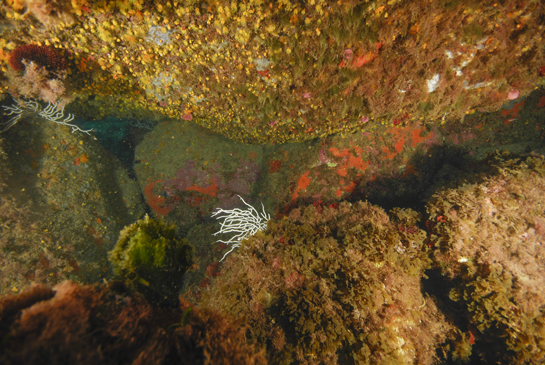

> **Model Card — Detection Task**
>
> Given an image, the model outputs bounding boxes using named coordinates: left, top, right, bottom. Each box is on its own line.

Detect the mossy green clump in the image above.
left=201, top=201, right=454, bottom=364
left=109, top=214, right=194, bottom=304
left=426, top=152, right=545, bottom=364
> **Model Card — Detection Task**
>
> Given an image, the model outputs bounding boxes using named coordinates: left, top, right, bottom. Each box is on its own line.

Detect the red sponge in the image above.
left=9, top=44, right=67, bottom=72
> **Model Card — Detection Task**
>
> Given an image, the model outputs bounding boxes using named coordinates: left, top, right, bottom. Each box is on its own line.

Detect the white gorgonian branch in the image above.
left=1, top=99, right=93, bottom=135
left=212, top=195, right=271, bottom=261
left=38, top=102, right=93, bottom=135
left=0, top=99, right=35, bottom=132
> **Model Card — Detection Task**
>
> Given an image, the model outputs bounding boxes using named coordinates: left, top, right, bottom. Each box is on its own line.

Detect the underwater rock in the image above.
left=135, top=120, right=263, bottom=230
left=0, top=118, right=147, bottom=287
left=200, top=201, right=455, bottom=364
left=0, top=281, right=266, bottom=365
left=427, top=152, right=545, bottom=364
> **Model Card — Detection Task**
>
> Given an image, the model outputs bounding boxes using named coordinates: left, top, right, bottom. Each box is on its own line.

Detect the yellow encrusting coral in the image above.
left=1, top=0, right=544, bottom=143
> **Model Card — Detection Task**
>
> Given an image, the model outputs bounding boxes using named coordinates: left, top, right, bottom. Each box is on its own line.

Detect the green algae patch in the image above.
left=109, top=214, right=194, bottom=305
left=201, top=201, right=454, bottom=364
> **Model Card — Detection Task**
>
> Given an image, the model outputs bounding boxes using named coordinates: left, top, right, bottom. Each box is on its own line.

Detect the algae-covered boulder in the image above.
left=0, top=281, right=267, bottom=365
left=109, top=215, right=194, bottom=304
left=201, top=201, right=454, bottom=364
left=426, top=152, right=545, bottom=364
